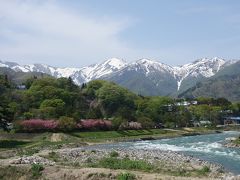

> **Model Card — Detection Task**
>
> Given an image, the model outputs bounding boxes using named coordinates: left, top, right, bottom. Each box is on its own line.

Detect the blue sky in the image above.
left=0, top=0, right=240, bottom=67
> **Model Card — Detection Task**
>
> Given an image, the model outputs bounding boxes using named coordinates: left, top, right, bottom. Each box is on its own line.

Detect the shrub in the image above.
left=23, top=112, right=33, bottom=120
left=117, top=172, right=136, bottom=180
left=58, top=116, right=76, bottom=131
left=137, top=116, right=154, bottom=129
left=110, top=151, right=119, bottom=157
left=18, top=119, right=58, bottom=132
left=77, top=119, right=112, bottom=130
left=31, top=164, right=44, bottom=178
left=196, top=166, right=210, bottom=176
left=47, top=151, right=61, bottom=162
left=112, top=117, right=127, bottom=130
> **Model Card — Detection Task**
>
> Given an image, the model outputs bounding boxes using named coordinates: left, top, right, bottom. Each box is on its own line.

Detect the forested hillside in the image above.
left=0, top=74, right=239, bottom=132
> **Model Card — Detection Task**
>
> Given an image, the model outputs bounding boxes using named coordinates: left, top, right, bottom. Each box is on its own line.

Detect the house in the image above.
left=224, top=117, right=240, bottom=125
left=17, top=85, right=26, bottom=90
left=193, top=120, right=212, bottom=127
left=175, top=101, right=198, bottom=107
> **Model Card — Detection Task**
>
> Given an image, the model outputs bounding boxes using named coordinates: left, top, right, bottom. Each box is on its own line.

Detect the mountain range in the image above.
left=0, top=57, right=239, bottom=99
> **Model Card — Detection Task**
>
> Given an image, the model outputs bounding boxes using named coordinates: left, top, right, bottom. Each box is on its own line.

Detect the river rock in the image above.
left=11, top=155, right=55, bottom=165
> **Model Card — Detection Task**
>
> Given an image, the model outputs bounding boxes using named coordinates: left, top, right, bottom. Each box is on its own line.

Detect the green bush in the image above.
left=47, top=151, right=60, bottom=162
left=137, top=116, right=154, bottom=129
left=110, top=151, right=119, bottom=157
left=112, top=117, right=127, bottom=130
left=117, top=172, right=136, bottom=180
left=31, top=164, right=44, bottom=178
left=23, top=112, right=33, bottom=120
left=196, top=166, right=210, bottom=176
left=58, top=116, right=76, bottom=131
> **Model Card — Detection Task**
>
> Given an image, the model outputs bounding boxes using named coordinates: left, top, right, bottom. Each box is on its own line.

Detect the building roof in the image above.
left=225, top=117, right=240, bottom=121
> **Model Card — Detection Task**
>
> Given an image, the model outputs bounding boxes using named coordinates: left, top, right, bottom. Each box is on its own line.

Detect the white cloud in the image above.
left=0, top=0, right=134, bottom=67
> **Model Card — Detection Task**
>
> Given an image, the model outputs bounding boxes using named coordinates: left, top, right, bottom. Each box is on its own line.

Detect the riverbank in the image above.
left=0, top=128, right=238, bottom=179
left=0, top=127, right=219, bottom=147
left=0, top=145, right=231, bottom=179
left=225, top=136, right=240, bottom=148
left=69, top=127, right=221, bottom=144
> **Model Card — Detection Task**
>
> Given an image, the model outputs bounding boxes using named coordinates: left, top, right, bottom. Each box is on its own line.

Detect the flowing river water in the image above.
left=98, top=131, right=240, bottom=174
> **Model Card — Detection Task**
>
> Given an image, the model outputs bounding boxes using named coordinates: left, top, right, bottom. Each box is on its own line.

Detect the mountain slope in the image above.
left=178, top=61, right=240, bottom=101
left=0, top=67, right=50, bottom=84
left=0, top=57, right=238, bottom=96
left=174, top=57, right=233, bottom=93
left=105, top=58, right=236, bottom=96
left=105, top=59, right=177, bottom=96
left=0, top=58, right=126, bottom=85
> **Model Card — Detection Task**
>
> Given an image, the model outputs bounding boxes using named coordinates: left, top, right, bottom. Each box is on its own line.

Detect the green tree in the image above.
left=40, top=99, right=65, bottom=118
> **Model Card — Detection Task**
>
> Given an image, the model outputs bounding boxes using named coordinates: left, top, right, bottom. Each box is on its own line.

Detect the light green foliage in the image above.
left=20, top=77, right=84, bottom=120
left=137, top=96, right=173, bottom=123
left=117, top=172, right=136, bottom=180
left=0, top=74, right=238, bottom=132
left=96, top=82, right=136, bottom=117
left=40, top=99, right=65, bottom=118
left=189, top=105, right=222, bottom=125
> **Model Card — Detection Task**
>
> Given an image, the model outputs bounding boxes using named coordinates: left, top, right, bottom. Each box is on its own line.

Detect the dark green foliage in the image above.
left=0, top=140, right=31, bottom=148
left=0, top=74, right=15, bottom=130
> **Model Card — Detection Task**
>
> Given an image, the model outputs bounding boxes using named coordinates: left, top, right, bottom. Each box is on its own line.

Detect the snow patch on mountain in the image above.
left=129, top=58, right=175, bottom=76
left=0, top=61, right=9, bottom=68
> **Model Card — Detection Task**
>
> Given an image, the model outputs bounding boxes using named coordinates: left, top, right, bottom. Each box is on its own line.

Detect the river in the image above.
left=98, top=131, right=240, bottom=175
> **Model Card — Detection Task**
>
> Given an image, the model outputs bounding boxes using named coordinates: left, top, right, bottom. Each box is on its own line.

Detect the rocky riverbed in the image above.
left=224, top=137, right=240, bottom=148
left=11, top=155, right=55, bottom=165
left=58, top=146, right=227, bottom=178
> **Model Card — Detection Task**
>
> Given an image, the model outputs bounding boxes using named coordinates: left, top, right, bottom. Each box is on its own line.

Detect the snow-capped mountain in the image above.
left=173, top=57, right=236, bottom=91
left=0, top=58, right=127, bottom=85
left=0, top=57, right=238, bottom=96
left=106, top=57, right=237, bottom=95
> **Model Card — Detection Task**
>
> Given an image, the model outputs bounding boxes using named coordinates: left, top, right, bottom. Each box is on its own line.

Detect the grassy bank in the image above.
left=0, top=127, right=219, bottom=160
left=0, top=127, right=218, bottom=150
left=70, top=127, right=220, bottom=143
